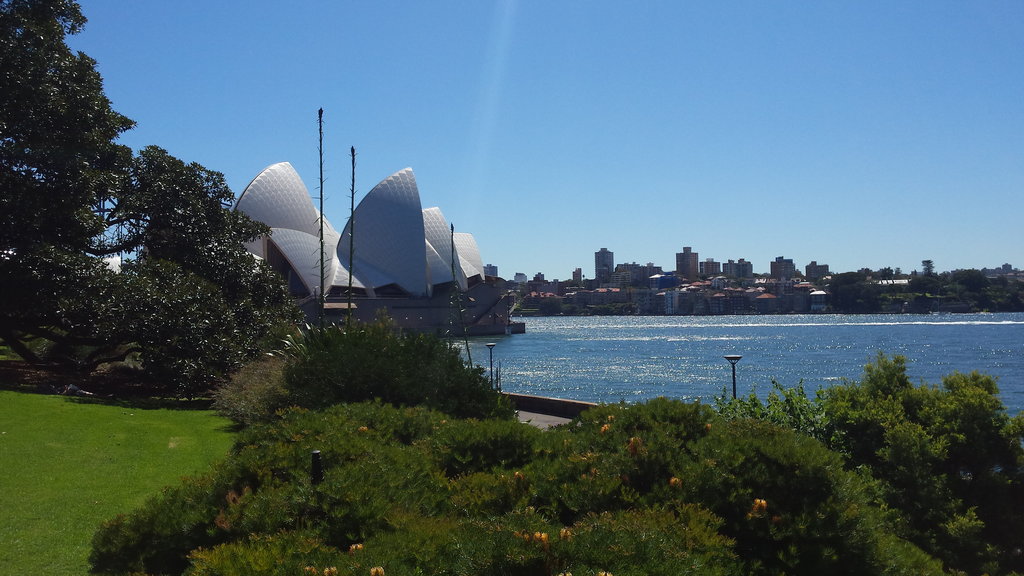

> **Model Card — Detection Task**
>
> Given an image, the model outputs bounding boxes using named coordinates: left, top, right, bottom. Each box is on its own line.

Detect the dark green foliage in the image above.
left=428, top=417, right=541, bottom=477
left=280, top=320, right=514, bottom=420
left=92, top=400, right=944, bottom=575
left=717, top=353, right=1024, bottom=575
left=0, top=0, right=134, bottom=254
left=821, top=354, right=1024, bottom=575
left=0, top=1, right=298, bottom=394
left=829, top=271, right=883, bottom=313
left=715, top=380, right=831, bottom=440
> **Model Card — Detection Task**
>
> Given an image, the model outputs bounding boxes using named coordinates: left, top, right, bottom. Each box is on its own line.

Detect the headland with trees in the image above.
left=2, top=2, right=1023, bottom=575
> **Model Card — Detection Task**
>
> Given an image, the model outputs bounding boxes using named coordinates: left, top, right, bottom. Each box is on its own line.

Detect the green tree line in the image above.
left=1, top=0, right=297, bottom=395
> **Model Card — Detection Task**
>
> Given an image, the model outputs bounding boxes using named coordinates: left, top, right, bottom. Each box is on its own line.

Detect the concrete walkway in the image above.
left=507, top=392, right=594, bottom=429
left=517, top=410, right=572, bottom=429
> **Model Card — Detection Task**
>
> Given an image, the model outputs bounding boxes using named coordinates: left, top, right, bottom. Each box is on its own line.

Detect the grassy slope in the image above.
left=0, top=390, right=234, bottom=575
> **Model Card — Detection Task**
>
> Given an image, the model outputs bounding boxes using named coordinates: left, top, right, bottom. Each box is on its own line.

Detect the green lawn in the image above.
left=0, top=389, right=234, bottom=575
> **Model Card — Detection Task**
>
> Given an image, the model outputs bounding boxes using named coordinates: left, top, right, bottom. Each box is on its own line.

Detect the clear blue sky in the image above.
left=71, top=1, right=1023, bottom=279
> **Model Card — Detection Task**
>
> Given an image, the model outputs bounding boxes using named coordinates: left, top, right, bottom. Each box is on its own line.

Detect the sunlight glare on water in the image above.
left=466, top=313, right=1024, bottom=414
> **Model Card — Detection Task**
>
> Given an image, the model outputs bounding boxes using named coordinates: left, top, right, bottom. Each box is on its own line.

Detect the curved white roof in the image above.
left=337, top=168, right=429, bottom=297
left=453, top=232, right=483, bottom=280
left=267, top=227, right=338, bottom=296
left=422, top=207, right=466, bottom=290
left=235, top=164, right=486, bottom=300
left=236, top=163, right=324, bottom=238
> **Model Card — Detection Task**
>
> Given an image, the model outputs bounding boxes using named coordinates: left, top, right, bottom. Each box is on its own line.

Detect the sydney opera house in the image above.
left=234, top=163, right=519, bottom=335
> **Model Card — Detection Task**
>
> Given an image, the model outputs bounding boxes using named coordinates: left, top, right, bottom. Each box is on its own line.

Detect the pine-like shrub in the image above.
left=280, top=320, right=514, bottom=420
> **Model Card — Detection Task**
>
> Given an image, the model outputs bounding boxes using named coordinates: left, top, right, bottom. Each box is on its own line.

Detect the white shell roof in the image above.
left=453, top=232, right=483, bottom=279
left=236, top=163, right=485, bottom=299
left=422, top=207, right=466, bottom=290
left=236, top=163, right=324, bottom=238
left=337, top=168, right=429, bottom=297
left=267, top=227, right=338, bottom=296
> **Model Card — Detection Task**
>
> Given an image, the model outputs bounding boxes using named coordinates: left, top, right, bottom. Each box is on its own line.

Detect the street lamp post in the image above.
left=486, top=343, right=496, bottom=388
left=723, top=355, right=743, bottom=399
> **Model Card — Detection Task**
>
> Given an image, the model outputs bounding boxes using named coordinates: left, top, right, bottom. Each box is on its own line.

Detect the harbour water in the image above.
left=466, top=313, right=1024, bottom=415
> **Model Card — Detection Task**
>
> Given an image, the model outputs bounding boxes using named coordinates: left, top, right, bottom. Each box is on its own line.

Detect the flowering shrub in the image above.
left=91, top=398, right=950, bottom=575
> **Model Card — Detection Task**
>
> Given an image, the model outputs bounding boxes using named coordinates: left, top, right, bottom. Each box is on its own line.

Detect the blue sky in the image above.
left=71, top=1, right=1023, bottom=279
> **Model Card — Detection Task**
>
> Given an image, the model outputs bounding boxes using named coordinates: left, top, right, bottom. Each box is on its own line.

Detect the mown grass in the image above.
left=0, top=389, right=234, bottom=575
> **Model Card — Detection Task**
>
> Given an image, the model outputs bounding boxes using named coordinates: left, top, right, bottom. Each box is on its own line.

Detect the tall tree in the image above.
left=0, top=0, right=296, bottom=394
left=0, top=0, right=134, bottom=360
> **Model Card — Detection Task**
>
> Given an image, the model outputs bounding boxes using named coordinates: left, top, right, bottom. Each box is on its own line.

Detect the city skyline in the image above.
left=504, top=246, right=1011, bottom=285
left=70, top=1, right=1023, bottom=278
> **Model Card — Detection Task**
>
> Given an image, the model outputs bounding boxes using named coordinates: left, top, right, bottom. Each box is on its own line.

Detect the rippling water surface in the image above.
left=465, top=313, right=1024, bottom=414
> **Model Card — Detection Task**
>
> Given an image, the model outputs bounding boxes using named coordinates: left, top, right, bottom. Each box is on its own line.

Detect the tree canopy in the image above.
left=0, top=0, right=296, bottom=394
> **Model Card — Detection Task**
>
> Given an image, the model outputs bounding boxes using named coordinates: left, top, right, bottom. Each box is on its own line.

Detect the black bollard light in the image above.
left=723, top=355, right=743, bottom=399
left=310, top=450, right=324, bottom=485
left=486, top=342, right=496, bottom=388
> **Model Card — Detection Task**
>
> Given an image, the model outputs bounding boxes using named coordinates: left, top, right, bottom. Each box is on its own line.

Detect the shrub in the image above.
left=212, top=355, right=290, bottom=427
left=820, top=354, right=1024, bottom=575
left=93, top=398, right=946, bottom=576
left=280, top=320, right=514, bottom=420
left=428, top=417, right=541, bottom=477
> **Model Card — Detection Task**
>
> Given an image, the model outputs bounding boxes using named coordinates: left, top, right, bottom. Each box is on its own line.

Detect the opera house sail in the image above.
left=234, top=163, right=519, bottom=335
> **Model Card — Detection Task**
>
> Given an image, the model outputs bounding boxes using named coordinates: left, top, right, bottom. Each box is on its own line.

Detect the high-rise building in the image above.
left=483, top=264, right=498, bottom=278
left=771, top=256, right=796, bottom=280
left=595, top=248, right=614, bottom=284
left=805, top=261, right=830, bottom=281
left=675, top=247, right=698, bottom=281
left=572, top=267, right=583, bottom=283
left=699, top=258, right=721, bottom=276
left=723, top=259, right=754, bottom=278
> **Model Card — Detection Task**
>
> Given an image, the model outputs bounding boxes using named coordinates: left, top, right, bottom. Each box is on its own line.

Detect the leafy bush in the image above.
left=820, top=354, right=1024, bottom=575
left=428, top=417, right=541, bottom=477
left=92, top=399, right=945, bottom=576
left=280, top=319, right=514, bottom=420
left=716, top=354, right=1024, bottom=575
left=212, top=355, right=290, bottom=427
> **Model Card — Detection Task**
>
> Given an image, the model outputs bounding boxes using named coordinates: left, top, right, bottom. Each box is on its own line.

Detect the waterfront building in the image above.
left=676, top=247, right=699, bottom=281
left=699, top=258, right=721, bottom=276
left=805, top=261, right=830, bottom=281
left=770, top=256, right=797, bottom=280
left=723, top=258, right=754, bottom=279
left=595, top=248, right=614, bottom=284
left=649, top=273, right=679, bottom=290
left=235, top=162, right=515, bottom=334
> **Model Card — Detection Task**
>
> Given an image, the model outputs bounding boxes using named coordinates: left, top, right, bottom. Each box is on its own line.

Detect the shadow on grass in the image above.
left=0, top=360, right=217, bottom=411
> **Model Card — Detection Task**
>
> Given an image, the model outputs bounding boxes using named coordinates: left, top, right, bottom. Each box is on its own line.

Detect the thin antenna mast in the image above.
left=347, top=146, right=356, bottom=326
left=451, top=223, right=472, bottom=365
left=317, top=108, right=326, bottom=328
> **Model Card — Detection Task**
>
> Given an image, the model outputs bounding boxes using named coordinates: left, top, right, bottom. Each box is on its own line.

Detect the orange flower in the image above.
left=749, top=498, right=769, bottom=517
left=600, top=423, right=611, bottom=434
left=669, top=476, right=682, bottom=487
left=369, top=567, right=385, bottom=576
left=626, top=436, right=643, bottom=455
